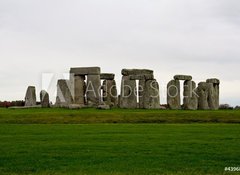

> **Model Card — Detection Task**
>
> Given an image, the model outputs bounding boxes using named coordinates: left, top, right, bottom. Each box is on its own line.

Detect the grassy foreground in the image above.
left=0, top=108, right=240, bottom=124
left=0, top=124, right=240, bottom=175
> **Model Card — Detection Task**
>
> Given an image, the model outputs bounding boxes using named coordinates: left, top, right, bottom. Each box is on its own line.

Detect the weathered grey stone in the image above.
left=68, top=104, right=85, bottom=109
left=70, top=74, right=86, bottom=105
left=70, top=67, right=100, bottom=75
left=102, top=80, right=118, bottom=107
left=100, top=73, right=115, bottom=80
left=183, top=80, right=198, bottom=110
left=208, top=82, right=220, bottom=110
left=122, top=69, right=153, bottom=76
left=25, top=86, right=36, bottom=107
left=97, top=104, right=110, bottom=110
left=118, top=95, right=121, bottom=108
left=86, top=74, right=101, bottom=106
left=206, top=78, right=220, bottom=85
left=55, top=80, right=73, bottom=107
left=159, top=106, right=167, bottom=110
left=129, top=74, right=154, bottom=80
left=40, top=90, right=50, bottom=108
left=119, top=76, right=137, bottom=109
left=167, top=80, right=181, bottom=109
left=174, top=75, right=192, bottom=81
left=197, top=82, right=209, bottom=110
left=138, top=80, right=145, bottom=109
left=143, top=79, right=160, bottom=109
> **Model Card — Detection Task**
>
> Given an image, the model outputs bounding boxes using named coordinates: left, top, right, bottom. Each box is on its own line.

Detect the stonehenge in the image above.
left=22, top=67, right=220, bottom=110
left=25, top=86, right=36, bottom=106
left=120, top=69, right=160, bottom=109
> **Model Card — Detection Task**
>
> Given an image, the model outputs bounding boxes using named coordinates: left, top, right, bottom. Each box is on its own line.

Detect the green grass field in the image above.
left=0, top=108, right=240, bottom=175
left=0, top=108, right=240, bottom=124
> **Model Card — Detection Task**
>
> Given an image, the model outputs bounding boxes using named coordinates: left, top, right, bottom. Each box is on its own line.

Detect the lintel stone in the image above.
left=206, top=78, right=220, bottom=84
left=70, top=67, right=100, bottom=75
left=174, top=75, right=192, bottom=81
left=122, top=69, right=153, bottom=76
left=129, top=74, right=154, bottom=80
left=100, top=73, right=115, bottom=80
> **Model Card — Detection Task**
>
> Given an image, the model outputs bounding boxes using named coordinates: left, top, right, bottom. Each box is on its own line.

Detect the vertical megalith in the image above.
left=25, top=86, right=36, bottom=106
left=101, top=73, right=118, bottom=107
left=143, top=79, right=160, bottom=109
left=40, top=90, right=50, bottom=108
left=86, top=74, right=101, bottom=106
left=102, top=79, right=118, bottom=107
left=110, top=80, right=118, bottom=107
left=167, top=80, right=181, bottom=109
left=120, top=76, right=137, bottom=109
left=138, top=80, right=145, bottom=109
left=207, top=78, right=220, bottom=110
left=55, top=80, right=73, bottom=107
left=183, top=80, right=198, bottom=110
left=70, top=74, right=86, bottom=105
left=197, top=82, right=209, bottom=110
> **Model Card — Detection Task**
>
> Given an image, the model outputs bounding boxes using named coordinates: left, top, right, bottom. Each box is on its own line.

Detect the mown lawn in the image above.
left=0, top=124, right=240, bottom=175
left=0, top=108, right=240, bottom=124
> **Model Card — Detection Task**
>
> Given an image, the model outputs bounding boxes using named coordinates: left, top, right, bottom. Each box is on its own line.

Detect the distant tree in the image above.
left=235, top=106, right=240, bottom=110
left=219, top=104, right=233, bottom=110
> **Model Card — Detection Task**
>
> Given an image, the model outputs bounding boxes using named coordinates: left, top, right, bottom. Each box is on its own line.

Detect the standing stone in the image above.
left=110, top=80, right=118, bottom=107
left=25, top=86, right=36, bottom=106
left=143, top=79, right=160, bottom=109
left=197, top=82, right=209, bottom=110
left=102, top=80, right=118, bottom=107
left=138, top=80, right=145, bottom=109
left=55, top=80, right=73, bottom=107
left=183, top=80, right=198, bottom=110
left=207, top=79, right=220, bottom=110
left=40, top=90, right=50, bottom=108
left=86, top=75, right=101, bottom=106
left=167, top=80, right=181, bottom=109
left=70, top=74, right=86, bottom=105
left=120, top=76, right=137, bottom=109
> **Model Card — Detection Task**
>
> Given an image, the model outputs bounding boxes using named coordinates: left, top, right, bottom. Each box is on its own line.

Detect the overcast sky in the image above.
left=0, top=0, right=240, bottom=106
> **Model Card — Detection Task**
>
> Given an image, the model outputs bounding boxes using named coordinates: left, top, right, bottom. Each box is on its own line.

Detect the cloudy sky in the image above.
left=0, top=0, right=239, bottom=106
